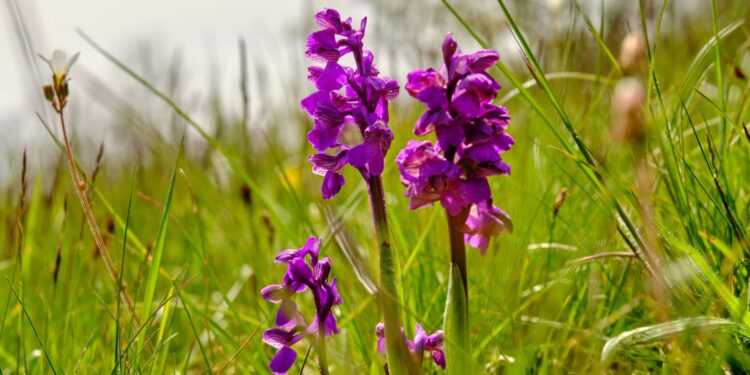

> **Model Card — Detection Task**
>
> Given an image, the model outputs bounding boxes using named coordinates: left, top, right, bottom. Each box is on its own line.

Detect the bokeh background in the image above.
left=3, top=0, right=750, bottom=373
left=0, top=0, right=711, bottom=187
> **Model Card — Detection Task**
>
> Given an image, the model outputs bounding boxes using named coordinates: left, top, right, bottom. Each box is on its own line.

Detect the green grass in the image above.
left=3, top=1, right=750, bottom=373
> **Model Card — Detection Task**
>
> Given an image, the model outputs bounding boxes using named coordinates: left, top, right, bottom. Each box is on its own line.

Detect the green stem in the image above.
left=367, top=175, right=417, bottom=375
left=317, top=329, right=329, bottom=375
left=447, top=212, right=468, bottom=297
left=58, top=108, right=141, bottom=328
left=444, top=210, right=471, bottom=373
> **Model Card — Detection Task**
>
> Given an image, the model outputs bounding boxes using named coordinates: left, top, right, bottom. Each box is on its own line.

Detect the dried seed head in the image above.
left=553, top=187, right=568, bottom=218
left=618, top=32, right=646, bottom=75
left=612, top=77, right=647, bottom=145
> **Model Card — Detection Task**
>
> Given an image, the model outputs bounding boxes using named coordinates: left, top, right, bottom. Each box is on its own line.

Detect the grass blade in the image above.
left=601, top=317, right=748, bottom=363
left=140, top=136, right=182, bottom=350
left=6, top=279, right=57, bottom=375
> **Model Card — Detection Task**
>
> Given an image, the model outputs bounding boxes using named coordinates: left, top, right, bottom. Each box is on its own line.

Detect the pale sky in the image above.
left=0, top=0, right=370, bottom=185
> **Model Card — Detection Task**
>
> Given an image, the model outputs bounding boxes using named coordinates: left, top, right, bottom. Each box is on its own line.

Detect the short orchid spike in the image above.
left=376, top=322, right=446, bottom=370
left=397, top=33, right=513, bottom=252
left=261, top=236, right=342, bottom=374
left=301, top=8, right=400, bottom=199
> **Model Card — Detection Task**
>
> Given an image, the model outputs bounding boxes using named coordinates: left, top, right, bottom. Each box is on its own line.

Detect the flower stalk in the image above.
left=397, top=35, right=514, bottom=371
left=447, top=211, right=468, bottom=296
left=369, top=175, right=418, bottom=374
left=40, top=50, right=141, bottom=329
left=301, top=9, right=416, bottom=374
left=261, top=237, right=341, bottom=374
left=444, top=212, right=471, bottom=373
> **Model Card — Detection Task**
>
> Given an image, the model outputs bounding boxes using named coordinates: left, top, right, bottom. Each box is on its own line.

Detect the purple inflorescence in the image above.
left=261, top=237, right=342, bottom=374
left=302, top=8, right=400, bottom=199
left=375, top=322, right=446, bottom=369
left=397, top=34, right=513, bottom=253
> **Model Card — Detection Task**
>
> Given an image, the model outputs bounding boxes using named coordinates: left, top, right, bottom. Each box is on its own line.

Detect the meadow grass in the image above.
left=3, top=1, right=750, bottom=373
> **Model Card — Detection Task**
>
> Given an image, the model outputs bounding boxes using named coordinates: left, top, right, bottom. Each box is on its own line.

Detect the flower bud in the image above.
left=612, top=77, right=647, bottom=144
left=43, top=84, right=55, bottom=102
left=553, top=187, right=567, bottom=218
left=58, top=82, right=69, bottom=100
left=618, top=32, right=646, bottom=75
left=313, top=257, right=331, bottom=283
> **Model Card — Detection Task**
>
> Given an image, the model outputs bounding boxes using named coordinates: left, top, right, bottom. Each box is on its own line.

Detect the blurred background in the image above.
left=0, top=0, right=713, bottom=189
left=3, top=1, right=750, bottom=373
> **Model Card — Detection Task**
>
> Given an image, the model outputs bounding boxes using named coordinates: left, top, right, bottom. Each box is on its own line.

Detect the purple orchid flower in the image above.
left=375, top=323, right=446, bottom=369
left=302, top=8, right=400, bottom=199
left=397, top=34, right=513, bottom=252
left=261, top=237, right=342, bottom=374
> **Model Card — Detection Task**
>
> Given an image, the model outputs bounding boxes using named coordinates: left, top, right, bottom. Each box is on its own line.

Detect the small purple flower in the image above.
left=464, top=202, right=513, bottom=254
left=262, top=237, right=343, bottom=374
left=398, top=34, right=513, bottom=251
left=375, top=323, right=446, bottom=369
left=302, top=8, right=400, bottom=199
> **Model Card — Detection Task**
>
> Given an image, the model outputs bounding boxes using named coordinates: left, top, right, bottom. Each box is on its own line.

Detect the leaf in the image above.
left=601, top=317, right=749, bottom=362
left=444, top=264, right=471, bottom=374
left=139, top=139, right=181, bottom=351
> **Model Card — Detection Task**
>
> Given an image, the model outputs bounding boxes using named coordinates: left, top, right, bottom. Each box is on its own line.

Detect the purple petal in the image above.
left=346, top=143, right=371, bottom=169
left=435, top=122, right=465, bottom=150
left=442, top=34, right=459, bottom=67
left=441, top=179, right=490, bottom=216
left=363, top=123, right=394, bottom=152
left=316, top=63, right=346, bottom=91
left=406, top=68, right=447, bottom=110
left=269, top=346, right=297, bottom=374
left=262, top=328, right=297, bottom=349
left=300, top=236, right=320, bottom=261
left=412, top=323, right=427, bottom=354
left=309, top=151, right=346, bottom=175
left=452, top=73, right=500, bottom=118
left=307, top=123, right=342, bottom=152
left=275, top=299, right=298, bottom=328
left=314, top=8, right=344, bottom=31
left=300, top=91, right=328, bottom=116
left=322, top=172, right=345, bottom=199
left=375, top=323, right=385, bottom=338
left=368, top=147, right=384, bottom=176
left=329, top=277, right=343, bottom=305
left=288, top=258, right=313, bottom=282
left=383, top=78, right=400, bottom=100
left=321, top=312, right=339, bottom=336
left=464, top=202, right=512, bottom=253
left=313, top=257, right=332, bottom=283
left=274, top=250, right=297, bottom=263
left=414, top=110, right=449, bottom=136
left=261, top=284, right=290, bottom=303
left=305, top=29, right=339, bottom=62
left=377, top=337, right=387, bottom=355
left=314, top=102, right=345, bottom=128
left=466, top=50, right=500, bottom=72
left=432, top=349, right=446, bottom=369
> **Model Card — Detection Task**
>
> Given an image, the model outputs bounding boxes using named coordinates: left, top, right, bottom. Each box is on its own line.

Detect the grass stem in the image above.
left=56, top=108, right=141, bottom=328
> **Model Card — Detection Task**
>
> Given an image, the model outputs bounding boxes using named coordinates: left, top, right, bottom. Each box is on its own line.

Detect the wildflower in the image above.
left=38, top=50, right=80, bottom=112
left=398, top=34, right=513, bottom=251
left=611, top=77, right=646, bottom=144
left=618, top=32, right=646, bottom=75
left=375, top=323, right=446, bottom=369
left=261, top=237, right=342, bottom=373
left=302, top=8, right=400, bottom=199
left=464, top=202, right=512, bottom=254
